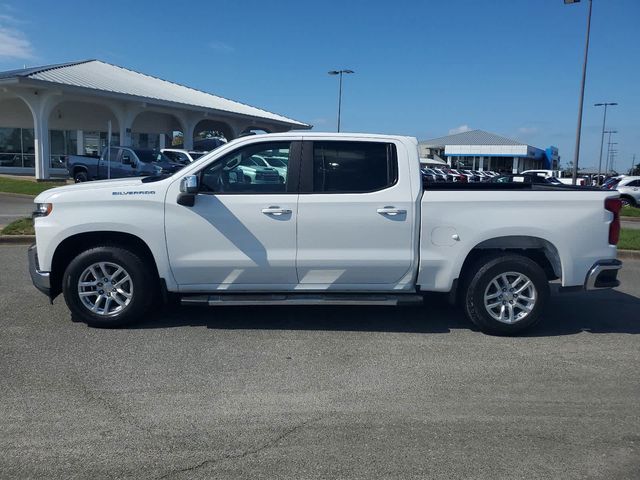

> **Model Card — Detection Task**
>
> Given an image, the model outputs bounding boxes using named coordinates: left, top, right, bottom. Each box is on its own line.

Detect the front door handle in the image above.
left=262, top=206, right=292, bottom=216
left=377, top=206, right=407, bottom=216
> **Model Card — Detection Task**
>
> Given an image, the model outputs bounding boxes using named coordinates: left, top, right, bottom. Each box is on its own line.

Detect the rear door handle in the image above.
left=377, top=206, right=407, bottom=216
left=262, top=206, right=292, bottom=216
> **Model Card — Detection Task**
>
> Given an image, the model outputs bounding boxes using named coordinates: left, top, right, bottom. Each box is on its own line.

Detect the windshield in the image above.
left=135, top=149, right=172, bottom=163
left=264, top=157, right=287, bottom=168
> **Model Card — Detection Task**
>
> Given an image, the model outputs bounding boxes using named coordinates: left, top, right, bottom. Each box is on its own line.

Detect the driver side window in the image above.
left=200, top=142, right=290, bottom=194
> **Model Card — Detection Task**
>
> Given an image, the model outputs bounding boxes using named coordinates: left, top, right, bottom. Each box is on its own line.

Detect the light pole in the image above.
left=328, top=69, right=354, bottom=132
left=594, top=102, right=617, bottom=184
left=564, top=0, right=593, bottom=185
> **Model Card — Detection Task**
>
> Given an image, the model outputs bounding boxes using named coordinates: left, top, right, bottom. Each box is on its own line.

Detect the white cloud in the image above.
left=209, top=41, right=234, bottom=53
left=0, top=9, right=33, bottom=60
left=518, top=126, right=539, bottom=135
left=449, top=124, right=471, bottom=135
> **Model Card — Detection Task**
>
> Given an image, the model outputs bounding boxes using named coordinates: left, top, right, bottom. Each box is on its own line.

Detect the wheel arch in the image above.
left=50, top=231, right=160, bottom=300
left=449, top=235, right=561, bottom=305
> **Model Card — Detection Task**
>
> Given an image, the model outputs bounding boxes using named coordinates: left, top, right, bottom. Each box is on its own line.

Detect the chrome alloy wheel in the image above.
left=77, top=262, right=133, bottom=316
left=483, top=271, right=537, bottom=324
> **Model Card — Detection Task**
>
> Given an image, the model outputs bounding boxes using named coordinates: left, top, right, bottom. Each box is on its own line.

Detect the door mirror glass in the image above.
left=180, top=175, right=198, bottom=193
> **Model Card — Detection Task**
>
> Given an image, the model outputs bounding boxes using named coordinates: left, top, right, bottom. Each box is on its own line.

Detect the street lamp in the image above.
left=564, top=0, right=593, bottom=185
left=328, top=69, right=354, bottom=132
left=594, top=102, right=618, bottom=184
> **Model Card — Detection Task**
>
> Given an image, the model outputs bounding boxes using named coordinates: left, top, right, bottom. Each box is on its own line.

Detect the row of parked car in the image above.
left=420, top=166, right=566, bottom=185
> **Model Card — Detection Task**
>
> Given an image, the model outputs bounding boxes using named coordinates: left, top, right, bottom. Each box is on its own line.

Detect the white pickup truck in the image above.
left=28, top=132, right=623, bottom=335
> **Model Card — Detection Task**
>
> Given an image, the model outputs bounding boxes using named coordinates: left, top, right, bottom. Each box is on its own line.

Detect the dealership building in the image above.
left=0, top=60, right=310, bottom=179
left=419, top=129, right=559, bottom=173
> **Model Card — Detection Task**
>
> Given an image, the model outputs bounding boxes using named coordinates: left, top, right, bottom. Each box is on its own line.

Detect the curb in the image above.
left=621, top=216, right=640, bottom=223
left=0, top=192, right=36, bottom=199
left=0, top=235, right=35, bottom=245
left=618, top=249, right=640, bottom=260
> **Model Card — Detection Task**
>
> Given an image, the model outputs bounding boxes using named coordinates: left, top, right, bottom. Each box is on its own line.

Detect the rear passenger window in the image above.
left=312, top=141, right=397, bottom=193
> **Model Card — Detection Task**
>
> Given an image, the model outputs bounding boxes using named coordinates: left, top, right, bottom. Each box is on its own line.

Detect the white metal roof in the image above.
left=420, top=129, right=524, bottom=147
left=2, top=60, right=309, bottom=128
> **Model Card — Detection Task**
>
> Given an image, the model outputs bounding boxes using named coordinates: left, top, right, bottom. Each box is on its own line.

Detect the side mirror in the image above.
left=180, top=175, right=198, bottom=193
left=177, top=175, right=198, bottom=207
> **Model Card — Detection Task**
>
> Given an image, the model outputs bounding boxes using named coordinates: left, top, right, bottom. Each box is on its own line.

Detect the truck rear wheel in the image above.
left=62, top=246, right=154, bottom=327
left=74, top=170, right=88, bottom=183
left=463, top=254, right=549, bottom=335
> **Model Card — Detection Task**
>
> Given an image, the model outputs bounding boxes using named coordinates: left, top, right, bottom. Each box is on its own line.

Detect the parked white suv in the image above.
left=28, top=132, right=623, bottom=335
left=161, top=148, right=207, bottom=165
left=614, top=176, right=640, bottom=207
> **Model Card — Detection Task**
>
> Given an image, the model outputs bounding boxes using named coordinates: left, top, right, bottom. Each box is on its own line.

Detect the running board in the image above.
left=180, top=293, right=424, bottom=307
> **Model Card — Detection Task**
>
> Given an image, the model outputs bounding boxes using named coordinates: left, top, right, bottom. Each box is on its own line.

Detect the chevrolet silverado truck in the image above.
left=67, top=147, right=184, bottom=182
left=29, top=132, right=623, bottom=335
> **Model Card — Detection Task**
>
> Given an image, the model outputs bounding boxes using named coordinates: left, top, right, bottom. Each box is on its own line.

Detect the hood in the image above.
left=34, top=177, right=147, bottom=202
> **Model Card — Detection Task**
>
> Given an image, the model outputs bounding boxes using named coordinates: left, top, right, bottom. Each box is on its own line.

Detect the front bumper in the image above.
left=584, top=259, right=622, bottom=290
left=28, top=244, right=51, bottom=297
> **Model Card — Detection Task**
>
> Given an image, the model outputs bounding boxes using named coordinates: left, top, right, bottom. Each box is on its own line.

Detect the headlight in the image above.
left=33, top=203, right=53, bottom=218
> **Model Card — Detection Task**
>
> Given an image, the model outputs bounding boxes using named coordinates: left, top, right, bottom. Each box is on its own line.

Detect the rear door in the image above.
left=296, top=139, right=415, bottom=288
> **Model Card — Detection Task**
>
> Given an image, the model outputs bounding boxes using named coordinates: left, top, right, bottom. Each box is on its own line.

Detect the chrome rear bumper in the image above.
left=584, top=259, right=622, bottom=290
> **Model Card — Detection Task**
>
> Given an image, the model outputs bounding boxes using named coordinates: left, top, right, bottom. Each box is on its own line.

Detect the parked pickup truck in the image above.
left=67, top=147, right=184, bottom=183
left=29, top=133, right=623, bottom=335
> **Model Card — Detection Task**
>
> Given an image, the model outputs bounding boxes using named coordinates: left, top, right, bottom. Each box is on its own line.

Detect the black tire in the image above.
left=74, top=170, right=88, bottom=183
left=462, top=254, right=550, bottom=336
left=62, top=245, right=155, bottom=328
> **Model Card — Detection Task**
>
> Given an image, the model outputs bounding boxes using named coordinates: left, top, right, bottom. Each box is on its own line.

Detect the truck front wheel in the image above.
left=463, top=254, right=549, bottom=335
left=62, top=246, right=154, bottom=327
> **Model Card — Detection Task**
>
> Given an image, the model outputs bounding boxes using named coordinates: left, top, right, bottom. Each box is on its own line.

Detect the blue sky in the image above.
left=1, top=0, right=638, bottom=170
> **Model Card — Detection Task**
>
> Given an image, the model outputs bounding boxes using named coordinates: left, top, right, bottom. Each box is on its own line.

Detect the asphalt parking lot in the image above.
left=1, top=244, right=639, bottom=479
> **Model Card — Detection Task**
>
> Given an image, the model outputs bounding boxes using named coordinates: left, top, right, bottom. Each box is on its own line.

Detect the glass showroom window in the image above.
left=0, top=127, right=35, bottom=168
left=132, top=132, right=160, bottom=149
left=50, top=130, right=78, bottom=169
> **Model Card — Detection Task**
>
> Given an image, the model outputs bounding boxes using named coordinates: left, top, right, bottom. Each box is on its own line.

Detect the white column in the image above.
left=17, top=91, right=59, bottom=180
left=159, top=133, right=166, bottom=149
left=32, top=114, right=50, bottom=180
left=512, top=157, right=520, bottom=174
left=447, top=156, right=452, bottom=167
left=479, top=157, right=485, bottom=171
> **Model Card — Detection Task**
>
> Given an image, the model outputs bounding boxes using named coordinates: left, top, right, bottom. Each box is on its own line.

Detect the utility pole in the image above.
left=594, top=102, right=617, bottom=184
left=631, top=154, right=637, bottom=175
left=564, top=0, right=593, bottom=185
left=603, top=130, right=617, bottom=175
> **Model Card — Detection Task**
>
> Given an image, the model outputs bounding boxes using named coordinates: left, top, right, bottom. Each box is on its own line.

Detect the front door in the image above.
left=165, top=140, right=300, bottom=289
left=296, top=139, right=415, bottom=288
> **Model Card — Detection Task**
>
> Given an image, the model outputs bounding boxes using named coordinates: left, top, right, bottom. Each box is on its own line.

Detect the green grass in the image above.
left=619, top=229, right=640, bottom=251
left=0, top=177, right=64, bottom=196
left=1, top=217, right=34, bottom=235
left=621, top=205, right=640, bottom=218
